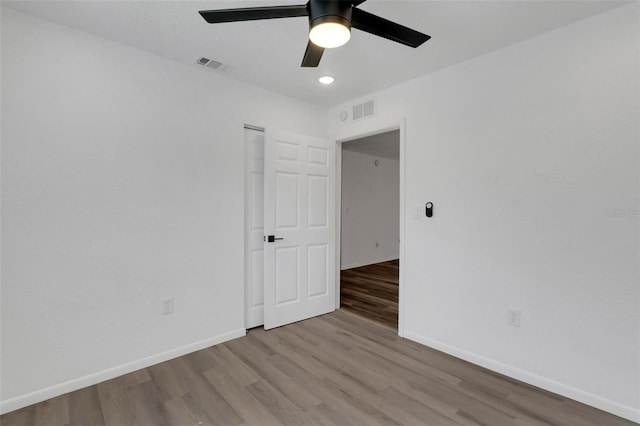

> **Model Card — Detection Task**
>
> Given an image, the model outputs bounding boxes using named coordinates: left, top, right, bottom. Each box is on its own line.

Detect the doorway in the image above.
left=244, top=126, right=337, bottom=330
left=339, top=130, right=400, bottom=329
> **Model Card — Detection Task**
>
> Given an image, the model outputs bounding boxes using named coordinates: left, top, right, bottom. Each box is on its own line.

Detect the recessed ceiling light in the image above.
left=318, top=76, right=335, bottom=85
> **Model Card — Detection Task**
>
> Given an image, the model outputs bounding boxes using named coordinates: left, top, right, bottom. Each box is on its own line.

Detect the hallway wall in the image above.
left=341, top=149, right=399, bottom=269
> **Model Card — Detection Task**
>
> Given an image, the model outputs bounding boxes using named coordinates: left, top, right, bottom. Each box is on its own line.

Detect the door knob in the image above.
left=266, top=235, right=284, bottom=243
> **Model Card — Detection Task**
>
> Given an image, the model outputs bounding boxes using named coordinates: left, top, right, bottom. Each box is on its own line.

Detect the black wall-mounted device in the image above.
left=426, top=202, right=433, bottom=217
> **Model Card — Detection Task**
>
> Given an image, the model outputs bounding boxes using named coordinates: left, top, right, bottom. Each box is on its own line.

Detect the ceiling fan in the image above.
left=199, top=0, right=431, bottom=67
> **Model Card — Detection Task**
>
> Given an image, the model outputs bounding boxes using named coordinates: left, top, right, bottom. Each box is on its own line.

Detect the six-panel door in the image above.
left=263, top=131, right=335, bottom=330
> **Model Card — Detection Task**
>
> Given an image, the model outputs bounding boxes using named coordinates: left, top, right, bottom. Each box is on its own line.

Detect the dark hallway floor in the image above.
left=340, top=259, right=399, bottom=329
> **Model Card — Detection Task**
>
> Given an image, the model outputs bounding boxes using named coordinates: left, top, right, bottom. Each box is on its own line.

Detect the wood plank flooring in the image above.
left=2, top=309, right=635, bottom=426
left=340, top=260, right=399, bottom=329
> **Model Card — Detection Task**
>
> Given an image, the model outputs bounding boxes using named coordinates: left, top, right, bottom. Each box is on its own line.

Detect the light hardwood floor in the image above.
left=1, top=309, right=635, bottom=426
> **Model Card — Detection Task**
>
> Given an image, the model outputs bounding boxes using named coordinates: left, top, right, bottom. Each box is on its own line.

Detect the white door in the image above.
left=263, top=131, right=336, bottom=329
left=244, top=128, right=265, bottom=328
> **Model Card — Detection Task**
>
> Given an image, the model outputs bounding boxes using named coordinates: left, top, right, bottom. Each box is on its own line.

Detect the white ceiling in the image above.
left=343, top=129, right=399, bottom=160
left=3, top=0, right=628, bottom=107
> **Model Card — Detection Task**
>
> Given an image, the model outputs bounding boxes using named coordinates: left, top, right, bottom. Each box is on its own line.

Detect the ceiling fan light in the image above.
left=309, top=22, right=351, bottom=48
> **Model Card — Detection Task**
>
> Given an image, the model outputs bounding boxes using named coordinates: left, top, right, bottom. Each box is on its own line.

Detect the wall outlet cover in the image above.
left=162, top=297, right=174, bottom=315
left=507, top=309, right=521, bottom=327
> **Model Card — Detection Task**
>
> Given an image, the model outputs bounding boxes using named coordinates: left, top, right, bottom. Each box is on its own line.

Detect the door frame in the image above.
left=333, top=118, right=407, bottom=336
left=243, top=124, right=266, bottom=329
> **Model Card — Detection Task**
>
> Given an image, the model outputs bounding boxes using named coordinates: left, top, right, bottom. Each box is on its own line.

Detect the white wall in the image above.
left=330, top=4, right=639, bottom=422
left=0, top=7, right=327, bottom=412
left=341, top=149, right=399, bottom=269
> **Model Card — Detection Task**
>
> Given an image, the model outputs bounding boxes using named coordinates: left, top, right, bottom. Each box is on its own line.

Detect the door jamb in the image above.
left=333, top=118, right=407, bottom=337
left=243, top=124, right=265, bottom=330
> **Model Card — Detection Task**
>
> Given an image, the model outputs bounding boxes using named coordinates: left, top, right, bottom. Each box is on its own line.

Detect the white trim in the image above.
left=333, top=118, right=406, bottom=337
left=244, top=127, right=251, bottom=328
left=0, top=328, right=246, bottom=415
left=404, top=330, right=640, bottom=424
left=334, top=143, right=343, bottom=310
left=397, top=118, right=406, bottom=337
left=243, top=126, right=265, bottom=329
left=341, top=256, right=399, bottom=271
left=243, top=124, right=265, bottom=132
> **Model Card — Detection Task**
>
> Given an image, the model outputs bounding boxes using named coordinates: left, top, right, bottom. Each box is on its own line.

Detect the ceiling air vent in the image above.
left=194, top=56, right=224, bottom=70
left=352, top=99, right=375, bottom=121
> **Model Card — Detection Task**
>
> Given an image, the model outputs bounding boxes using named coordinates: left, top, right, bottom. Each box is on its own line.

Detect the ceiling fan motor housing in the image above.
left=308, top=0, right=353, bottom=30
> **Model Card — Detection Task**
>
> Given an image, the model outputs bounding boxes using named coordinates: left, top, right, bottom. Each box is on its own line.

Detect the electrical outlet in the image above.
left=162, top=297, right=174, bottom=315
left=507, top=309, right=521, bottom=327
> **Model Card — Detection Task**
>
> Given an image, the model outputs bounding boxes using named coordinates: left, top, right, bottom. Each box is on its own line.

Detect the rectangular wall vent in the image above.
left=352, top=99, right=376, bottom=121
left=194, top=56, right=224, bottom=71
left=206, top=59, right=223, bottom=70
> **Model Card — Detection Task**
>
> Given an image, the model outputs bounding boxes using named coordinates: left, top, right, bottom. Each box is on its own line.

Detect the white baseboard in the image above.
left=0, top=328, right=246, bottom=415
left=341, top=256, right=399, bottom=270
left=403, top=330, right=640, bottom=424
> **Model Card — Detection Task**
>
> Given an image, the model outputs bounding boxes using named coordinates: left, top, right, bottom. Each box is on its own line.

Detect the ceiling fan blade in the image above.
left=351, top=7, right=430, bottom=48
left=301, top=41, right=324, bottom=67
left=199, top=5, right=308, bottom=24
